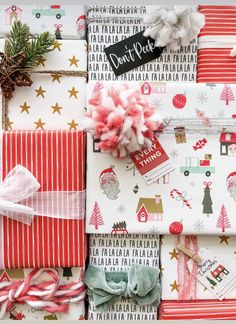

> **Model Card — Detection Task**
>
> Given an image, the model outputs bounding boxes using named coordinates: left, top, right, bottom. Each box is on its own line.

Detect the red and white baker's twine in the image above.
left=0, top=268, right=86, bottom=319
left=170, top=189, right=192, bottom=209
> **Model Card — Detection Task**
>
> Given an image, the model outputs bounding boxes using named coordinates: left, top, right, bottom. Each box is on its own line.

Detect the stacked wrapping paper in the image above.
left=2, top=268, right=86, bottom=320
left=87, top=234, right=160, bottom=320
left=88, top=5, right=197, bottom=82
left=197, top=6, right=236, bottom=83
left=159, top=300, right=236, bottom=320
left=0, top=4, right=86, bottom=39
left=0, top=38, right=87, bottom=130
left=161, top=235, right=236, bottom=300
left=86, top=82, right=236, bottom=235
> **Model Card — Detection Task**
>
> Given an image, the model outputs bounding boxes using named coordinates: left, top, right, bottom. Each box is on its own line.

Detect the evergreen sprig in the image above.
left=4, top=21, right=54, bottom=69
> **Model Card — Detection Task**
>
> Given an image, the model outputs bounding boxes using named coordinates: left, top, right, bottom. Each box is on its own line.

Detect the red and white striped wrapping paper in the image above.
left=159, top=300, right=236, bottom=320
left=197, top=6, right=236, bottom=83
left=0, top=130, right=86, bottom=269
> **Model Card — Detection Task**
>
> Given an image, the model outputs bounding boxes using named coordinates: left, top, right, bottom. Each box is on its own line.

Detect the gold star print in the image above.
left=51, top=74, right=61, bottom=83
left=37, top=57, right=46, bottom=66
left=51, top=103, right=62, bottom=114
left=6, top=118, right=13, bottom=130
left=35, top=86, right=46, bottom=98
left=34, top=118, right=45, bottom=130
left=169, top=248, right=179, bottom=260
left=69, top=55, right=79, bottom=67
left=68, top=119, right=78, bottom=130
left=68, top=86, right=78, bottom=98
left=170, top=280, right=180, bottom=292
left=219, top=235, right=230, bottom=244
left=53, top=40, right=62, bottom=51
left=20, top=102, right=30, bottom=114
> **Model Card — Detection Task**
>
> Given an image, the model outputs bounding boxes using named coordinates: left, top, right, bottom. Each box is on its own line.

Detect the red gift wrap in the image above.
left=197, top=5, right=236, bottom=83
left=159, top=300, right=236, bottom=320
left=0, top=130, right=86, bottom=269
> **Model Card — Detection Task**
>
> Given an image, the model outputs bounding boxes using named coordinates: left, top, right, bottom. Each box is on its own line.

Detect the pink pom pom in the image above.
left=84, top=84, right=163, bottom=158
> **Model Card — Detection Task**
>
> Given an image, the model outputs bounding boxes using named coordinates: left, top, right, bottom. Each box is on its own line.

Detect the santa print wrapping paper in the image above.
left=88, top=6, right=197, bottom=82
left=88, top=234, right=159, bottom=320
left=197, top=6, right=236, bottom=83
left=161, top=235, right=236, bottom=300
left=86, top=82, right=236, bottom=235
left=1, top=268, right=85, bottom=320
left=0, top=4, right=86, bottom=39
left=0, top=39, right=87, bottom=130
left=159, top=300, right=236, bottom=320
left=0, top=130, right=86, bottom=269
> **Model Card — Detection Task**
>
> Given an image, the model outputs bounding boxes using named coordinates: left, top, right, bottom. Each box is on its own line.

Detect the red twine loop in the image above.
left=0, top=268, right=86, bottom=319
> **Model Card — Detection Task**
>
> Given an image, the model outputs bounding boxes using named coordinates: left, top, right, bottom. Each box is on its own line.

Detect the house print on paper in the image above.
left=140, top=82, right=152, bottom=95
left=5, top=5, right=22, bottom=25
left=136, top=195, right=163, bottom=222
left=211, top=265, right=229, bottom=282
left=220, top=132, right=236, bottom=156
left=0, top=269, right=24, bottom=282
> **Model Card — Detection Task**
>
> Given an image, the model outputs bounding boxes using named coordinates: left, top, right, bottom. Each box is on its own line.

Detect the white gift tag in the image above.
left=129, top=140, right=175, bottom=185
left=187, top=247, right=236, bottom=300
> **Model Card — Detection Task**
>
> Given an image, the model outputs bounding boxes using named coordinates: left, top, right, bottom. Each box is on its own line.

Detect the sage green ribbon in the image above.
left=84, top=264, right=160, bottom=312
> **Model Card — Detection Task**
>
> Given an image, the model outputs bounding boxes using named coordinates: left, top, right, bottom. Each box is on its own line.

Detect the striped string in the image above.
left=0, top=268, right=86, bottom=319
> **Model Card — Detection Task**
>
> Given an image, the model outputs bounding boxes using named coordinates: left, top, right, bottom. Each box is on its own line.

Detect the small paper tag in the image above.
left=129, top=140, right=175, bottom=185
left=187, top=247, right=236, bottom=300
left=104, top=31, right=164, bottom=76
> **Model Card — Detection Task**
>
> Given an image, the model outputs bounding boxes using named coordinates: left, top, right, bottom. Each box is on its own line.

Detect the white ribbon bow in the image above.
left=0, top=165, right=85, bottom=225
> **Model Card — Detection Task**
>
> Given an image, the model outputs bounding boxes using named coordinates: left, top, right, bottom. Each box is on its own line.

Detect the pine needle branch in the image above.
left=4, top=21, right=54, bottom=69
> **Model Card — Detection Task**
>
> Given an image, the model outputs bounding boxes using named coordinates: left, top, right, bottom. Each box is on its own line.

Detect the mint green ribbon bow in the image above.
left=84, top=264, right=161, bottom=312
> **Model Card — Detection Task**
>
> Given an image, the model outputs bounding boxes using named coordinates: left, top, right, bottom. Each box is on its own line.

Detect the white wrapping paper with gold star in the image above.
left=161, top=235, right=236, bottom=300
left=0, top=39, right=87, bottom=130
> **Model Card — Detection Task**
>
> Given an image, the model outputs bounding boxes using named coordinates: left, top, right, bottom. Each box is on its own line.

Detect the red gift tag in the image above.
left=130, top=140, right=175, bottom=185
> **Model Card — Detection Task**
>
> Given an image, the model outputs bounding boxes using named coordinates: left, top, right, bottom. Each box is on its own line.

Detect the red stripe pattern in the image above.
left=159, top=300, right=236, bottom=320
left=1, top=130, right=86, bottom=269
left=197, top=6, right=236, bottom=83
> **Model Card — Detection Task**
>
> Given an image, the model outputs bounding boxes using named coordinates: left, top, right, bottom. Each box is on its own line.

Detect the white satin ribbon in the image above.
left=198, top=35, right=236, bottom=49
left=0, top=165, right=85, bottom=225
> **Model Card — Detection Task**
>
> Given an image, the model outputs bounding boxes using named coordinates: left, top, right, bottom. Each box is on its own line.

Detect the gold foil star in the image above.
left=51, top=74, right=61, bottom=83
left=53, top=40, right=62, bottom=51
left=219, top=235, right=230, bottom=244
left=68, top=86, right=78, bottom=98
left=35, top=86, right=46, bottom=98
left=37, top=57, right=46, bottom=66
left=51, top=103, right=62, bottom=114
left=68, top=119, right=78, bottom=130
left=69, top=55, right=79, bottom=67
left=6, top=118, right=13, bottom=130
left=169, top=248, right=179, bottom=260
left=170, top=280, right=180, bottom=292
left=34, top=118, right=45, bottom=130
left=20, top=102, right=30, bottom=114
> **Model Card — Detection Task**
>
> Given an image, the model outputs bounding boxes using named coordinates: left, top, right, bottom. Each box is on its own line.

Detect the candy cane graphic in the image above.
left=170, top=189, right=192, bottom=209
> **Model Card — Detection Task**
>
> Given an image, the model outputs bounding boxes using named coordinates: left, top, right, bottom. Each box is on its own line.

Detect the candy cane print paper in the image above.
left=86, top=81, right=236, bottom=235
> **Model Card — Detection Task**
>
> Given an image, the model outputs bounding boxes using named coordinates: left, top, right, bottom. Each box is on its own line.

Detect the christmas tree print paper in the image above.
left=86, top=82, right=236, bottom=235
left=0, top=39, right=87, bottom=130
left=0, top=5, right=86, bottom=40
left=88, top=234, right=159, bottom=320
left=161, top=235, right=236, bottom=300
